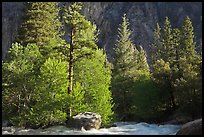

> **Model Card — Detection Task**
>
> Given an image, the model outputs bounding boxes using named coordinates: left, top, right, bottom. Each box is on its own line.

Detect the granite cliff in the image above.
left=2, top=2, right=202, bottom=61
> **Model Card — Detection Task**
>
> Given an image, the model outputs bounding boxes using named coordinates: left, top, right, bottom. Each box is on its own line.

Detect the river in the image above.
left=2, top=122, right=181, bottom=135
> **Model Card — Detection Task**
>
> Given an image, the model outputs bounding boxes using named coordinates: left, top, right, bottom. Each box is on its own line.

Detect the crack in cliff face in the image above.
left=2, top=2, right=202, bottom=61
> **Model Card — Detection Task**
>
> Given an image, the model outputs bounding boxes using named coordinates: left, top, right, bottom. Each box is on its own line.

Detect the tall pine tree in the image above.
left=63, top=2, right=98, bottom=96
left=151, top=16, right=202, bottom=118
left=16, top=2, right=63, bottom=48
left=150, top=23, right=162, bottom=64
left=174, top=16, right=202, bottom=117
left=151, top=17, right=177, bottom=110
left=112, top=14, right=150, bottom=121
left=63, top=3, right=114, bottom=125
left=137, top=46, right=149, bottom=73
left=180, top=16, right=196, bottom=60
left=161, top=17, right=175, bottom=64
left=111, top=14, right=138, bottom=120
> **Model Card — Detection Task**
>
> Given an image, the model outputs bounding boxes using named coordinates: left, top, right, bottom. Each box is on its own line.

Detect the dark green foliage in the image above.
left=111, top=14, right=157, bottom=121
left=5, top=3, right=68, bottom=125
left=151, top=59, right=173, bottom=109
left=150, top=16, right=202, bottom=118
left=173, top=17, right=202, bottom=117
left=171, top=28, right=181, bottom=79
left=151, top=17, right=178, bottom=110
left=111, top=14, right=138, bottom=120
left=16, top=2, right=63, bottom=47
left=63, top=2, right=98, bottom=50
left=128, top=78, right=166, bottom=121
left=161, top=17, right=174, bottom=63
left=150, top=23, right=162, bottom=63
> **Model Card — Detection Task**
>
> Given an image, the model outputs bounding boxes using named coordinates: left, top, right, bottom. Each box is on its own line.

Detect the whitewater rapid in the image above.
left=2, top=122, right=181, bottom=135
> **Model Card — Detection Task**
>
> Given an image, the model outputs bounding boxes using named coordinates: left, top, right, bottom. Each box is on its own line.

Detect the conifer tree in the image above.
left=112, top=14, right=151, bottom=120
left=137, top=46, right=149, bottom=72
left=151, top=16, right=202, bottom=116
left=63, top=3, right=114, bottom=125
left=161, top=17, right=176, bottom=109
left=161, top=17, right=175, bottom=64
left=180, top=16, right=196, bottom=60
left=174, top=16, right=202, bottom=116
left=171, top=28, right=182, bottom=80
left=198, top=40, right=202, bottom=56
left=16, top=2, right=63, bottom=48
left=63, top=2, right=98, bottom=96
left=111, top=14, right=139, bottom=120
left=112, top=14, right=139, bottom=76
left=151, top=17, right=177, bottom=110
left=150, top=23, right=162, bottom=63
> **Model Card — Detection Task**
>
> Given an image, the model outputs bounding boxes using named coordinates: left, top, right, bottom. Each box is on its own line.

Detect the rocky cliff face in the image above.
left=2, top=2, right=25, bottom=60
left=2, top=2, right=202, bottom=61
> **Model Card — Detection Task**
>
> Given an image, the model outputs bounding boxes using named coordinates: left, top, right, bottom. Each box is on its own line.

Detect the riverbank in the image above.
left=2, top=109, right=201, bottom=134
left=2, top=122, right=181, bottom=135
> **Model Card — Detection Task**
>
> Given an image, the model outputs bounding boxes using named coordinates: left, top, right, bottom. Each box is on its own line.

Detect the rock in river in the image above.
left=176, top=118, right=202, bottom=135
left=67, top=112, right=102, bottom=130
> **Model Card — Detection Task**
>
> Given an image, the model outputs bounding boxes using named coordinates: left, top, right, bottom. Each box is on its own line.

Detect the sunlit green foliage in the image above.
left=2, top=43, right=69, bottom=127
left=62, top=2, right=114, bottom=125
left=62, top=2, right=99, bottom=96
left=74, top=50, right=114, bottom=125
left=2, top=43, right=42, bottom=127
left=29, top=58, right=68, bottom=127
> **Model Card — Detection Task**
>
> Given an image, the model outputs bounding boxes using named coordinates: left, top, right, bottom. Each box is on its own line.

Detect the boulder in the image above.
left=176, top=118, right=202, bottom=135
left=67, top=112, right=102, bottom=130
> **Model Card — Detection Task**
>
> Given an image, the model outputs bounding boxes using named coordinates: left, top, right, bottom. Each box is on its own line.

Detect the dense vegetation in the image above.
left=150, top=17, right=202, bottom=119
left=2, top=2, right=113, bottom=128
left=2, top=2, right=202, bottom=128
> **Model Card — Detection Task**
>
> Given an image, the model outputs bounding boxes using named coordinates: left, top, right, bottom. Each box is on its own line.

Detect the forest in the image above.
left=2, top=2, right=202, bottom=129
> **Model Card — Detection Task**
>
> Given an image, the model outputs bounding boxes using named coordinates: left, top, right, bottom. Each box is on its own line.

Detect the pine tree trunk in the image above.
left=170, top=89, right=176, bottom=110
left=169, top=81, right=176, bottom=110
left=68, top=29, right=74, bottom=95
left=123, top=90, right=126, bottom=121
left=66, top=28, right=74, bottom=122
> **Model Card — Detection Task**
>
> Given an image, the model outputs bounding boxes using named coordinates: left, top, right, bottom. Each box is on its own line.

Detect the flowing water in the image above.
left=2, top=122, right=181, bottom=135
